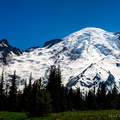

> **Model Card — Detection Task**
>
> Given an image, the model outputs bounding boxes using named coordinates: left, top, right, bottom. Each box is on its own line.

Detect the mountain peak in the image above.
left=73, top=27, right=109, bottom=36
left=51, top=27, right=119, bottom=60
left=0, top=39, right=9, bottom=46
left=0, top=39, right=23, bottom=64
left=81, top=27, right=105, bottom=31
left=63, top=27, right=110, bottom=40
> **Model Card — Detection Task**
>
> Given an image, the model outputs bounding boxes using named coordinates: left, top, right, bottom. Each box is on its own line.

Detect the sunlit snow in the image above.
left=1, top=27, right=120, bottom=92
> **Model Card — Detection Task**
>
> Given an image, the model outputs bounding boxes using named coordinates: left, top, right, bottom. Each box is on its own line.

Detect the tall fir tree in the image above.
left=9, top=71, right=17, bottom=111
left=46, top=66, right=67, bottom=112
left=74, top=88, right=83, bottom=110
left=67, top=87, right=74, bottom=110
left=111, top=83, right=118, bottom=109
left=86, top=86, right=98, bottom=110
left=28, top=72, right=32, bottom=90
left=101, top=82, right=106, bottom=109
left=21, top=81, right=29, bottom=111
left=56, top=65, right=67, bottom=112
left=96, top=82, right=106, bottom=109
left=0, top=70, right=5, bottom=111
left=65, top=87, right=73, bottom=110
left=27, top=79, right=53, bottom=117
left=0, top=70, right=4, bottom=96
left=106, top=91, right=112, bottom=109
left=23, top=73, right=33, bottom=112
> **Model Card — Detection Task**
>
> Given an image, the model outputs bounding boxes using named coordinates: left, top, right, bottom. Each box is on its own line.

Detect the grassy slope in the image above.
left=0, top=110, right=120, bottom=120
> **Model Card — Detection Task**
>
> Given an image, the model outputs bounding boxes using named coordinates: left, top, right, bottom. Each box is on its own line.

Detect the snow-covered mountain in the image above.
left=0, top=39, right=23, bottom=64
left=0, top=27, right=120, bottom=91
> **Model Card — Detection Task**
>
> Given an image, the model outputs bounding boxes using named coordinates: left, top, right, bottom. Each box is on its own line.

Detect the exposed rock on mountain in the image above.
left=0, top=39, right=23, bottom=64
left=43, top=39, right=63, bottom=48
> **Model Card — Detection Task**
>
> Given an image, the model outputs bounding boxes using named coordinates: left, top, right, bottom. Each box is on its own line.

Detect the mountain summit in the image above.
left=0, top=39, right=23, bottom=64
left=49, top=27, right=120, bottom=60
left=0, top=27, right=120, bottom=91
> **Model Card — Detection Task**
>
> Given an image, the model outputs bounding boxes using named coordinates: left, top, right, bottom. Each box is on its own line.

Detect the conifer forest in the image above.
left=0, top=66, right=120, bottom=117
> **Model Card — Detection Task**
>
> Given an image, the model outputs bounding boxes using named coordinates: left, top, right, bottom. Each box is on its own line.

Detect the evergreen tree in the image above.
left=59, top=85, right=67, bottom=112
left=22, top=73, right=32, bottom=112
left=86, top=90, right=94, bottom=109
left=46, top=66, right=57, bottom=112
left=106, top=91, right=112, bottom=109
left=96, top=85, right=101, bottom=109
left=21, top=81, right=29, bottom=111
left=92, top=86, right=98, bottom=110
left=56, top=65, right=67, bottom=112
left=0, top=70, right=5, bottom=111
left=28, top=72, right=32, bottom=90
left=27, top=79, right=53, bottom=117
left=101, top=82, right=106, bottom=109
left=46, top=66, right=66, bottom=112
left=16, top=90, right=23, bottom=111
left=8, top=71, right=17, bottom=111
left=65, top=87, right=73, bottom=111
left=68, top=87, right=75, bottom=110
left=111, top=83, right=118, bottom=109
left=96, top=82, right=106, bottom=109
left=0, top=70, right=4, bottom=96
left=116, top=93, right=120, bottom=110
left=75, top=88, right=83, bottom=110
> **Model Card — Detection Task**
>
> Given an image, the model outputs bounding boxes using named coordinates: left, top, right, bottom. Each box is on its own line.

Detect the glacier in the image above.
left=0, top=27, right=120, bottom=92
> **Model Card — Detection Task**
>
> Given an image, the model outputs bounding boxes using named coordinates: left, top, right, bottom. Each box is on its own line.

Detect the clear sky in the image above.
left=0, top=0, right=120, bottom=49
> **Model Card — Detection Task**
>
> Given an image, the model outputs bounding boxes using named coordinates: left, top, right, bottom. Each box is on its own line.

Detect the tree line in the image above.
left=0, top=66, right=120, bottom=117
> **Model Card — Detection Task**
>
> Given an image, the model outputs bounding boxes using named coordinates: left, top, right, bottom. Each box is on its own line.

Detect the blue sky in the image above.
left=0, top=0, right=120, bottom=49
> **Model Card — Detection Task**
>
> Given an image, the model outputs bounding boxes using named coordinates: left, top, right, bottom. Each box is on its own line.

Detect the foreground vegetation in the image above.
left=1, top=66, right=120, bottom=117
left=0, top=110, right=120, bottom=120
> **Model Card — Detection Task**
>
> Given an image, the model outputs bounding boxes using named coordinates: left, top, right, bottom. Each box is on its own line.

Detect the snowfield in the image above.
left=1, top=27, right=120, bottom=92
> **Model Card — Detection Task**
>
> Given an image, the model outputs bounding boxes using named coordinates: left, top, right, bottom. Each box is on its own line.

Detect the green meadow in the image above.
left=0, top=110, right=120, bottom=120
